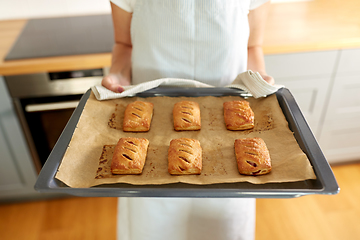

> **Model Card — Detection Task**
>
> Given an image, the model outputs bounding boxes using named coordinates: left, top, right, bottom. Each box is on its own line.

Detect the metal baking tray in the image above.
left=34, top=87, right=339, bottom=198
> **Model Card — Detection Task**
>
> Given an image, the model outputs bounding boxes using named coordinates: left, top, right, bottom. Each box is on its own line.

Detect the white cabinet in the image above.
left=0, top=76, right=39, bottom=201
left=265, top=49, right=360, bottom=164
left=318, top=49, right=360, bottom=163
left=265, top=51, right=338, bottom=137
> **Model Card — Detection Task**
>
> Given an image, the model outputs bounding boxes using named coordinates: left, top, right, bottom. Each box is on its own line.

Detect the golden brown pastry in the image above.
left=168, top=138, right=202, bottom=175
left=234, top=137, right=271, bottom=176
left=111, top=137, right=149, bottom=174
left=173, top=101, right=201, bottom=131
left=223, top=100, right=254, bottom=130
left=123, top=101, right=154, bottom=132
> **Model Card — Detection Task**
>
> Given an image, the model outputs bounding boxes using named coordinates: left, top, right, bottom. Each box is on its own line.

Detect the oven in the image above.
left=4, top=67, right=109, bottom=173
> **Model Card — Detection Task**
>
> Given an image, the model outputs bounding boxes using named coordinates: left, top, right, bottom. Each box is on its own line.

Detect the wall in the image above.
left=0, top=0, right=111, bottom=21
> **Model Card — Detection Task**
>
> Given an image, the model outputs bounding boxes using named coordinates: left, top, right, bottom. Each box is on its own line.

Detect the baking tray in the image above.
left=34, top=87, right=339, bottom=198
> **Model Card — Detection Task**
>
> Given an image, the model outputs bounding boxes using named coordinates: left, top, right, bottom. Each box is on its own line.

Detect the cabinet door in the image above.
left=274, top=77, right=330, bottom=136
left=318, top=73, right=360, bottom=164
left=0, top=119, right=23, bottom=190
left=265, top=51, right=338, bottom=138
left=0, top=77, right=38, bottom=201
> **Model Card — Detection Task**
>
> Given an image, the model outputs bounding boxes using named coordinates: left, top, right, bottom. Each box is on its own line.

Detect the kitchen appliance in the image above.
left=4, top=14, right=114, bottom=172
left=4, top=68, right=109, bottom=172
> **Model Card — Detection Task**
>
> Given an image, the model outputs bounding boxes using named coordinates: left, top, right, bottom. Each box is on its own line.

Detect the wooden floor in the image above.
left=0, top=162, right=359, bottom=240
left=256, top=161, right=360, bottom=240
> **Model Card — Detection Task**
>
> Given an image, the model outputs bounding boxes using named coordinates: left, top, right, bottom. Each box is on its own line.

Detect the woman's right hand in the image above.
left=101, top=73, right=131, bottom=93
left=102, top=3, right=133, bottom=93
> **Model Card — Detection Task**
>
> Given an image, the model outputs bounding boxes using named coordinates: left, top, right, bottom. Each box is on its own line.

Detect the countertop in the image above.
left=0, top=0, right=359, bottom=76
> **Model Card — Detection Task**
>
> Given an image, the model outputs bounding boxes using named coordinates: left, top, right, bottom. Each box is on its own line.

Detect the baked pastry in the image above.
left=168, top=138, right=202, bottom=175
left=123, top=101, right=154, bottom=132
left=234, top=137, right=271, bottom=176
left=111, top=137, right=149, bottom=174
left=223, top=100, right=254, bottom=130
left=173, top=101, right=201, bottom=131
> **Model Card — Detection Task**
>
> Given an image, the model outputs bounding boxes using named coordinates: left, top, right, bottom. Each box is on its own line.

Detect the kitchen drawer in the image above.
left=319, top=121, right=360, bottom=164
left=336, top=48, right=360, bottom=74
left=323, top=74, right=360, bottom=123
left=264, top=50, right=338, bottom=79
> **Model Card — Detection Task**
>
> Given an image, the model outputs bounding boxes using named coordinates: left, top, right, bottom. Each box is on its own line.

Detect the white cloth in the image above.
left=108, top=0, right=270, bottom=240
left=227, top=71, right=284, bottom=98
left=91, top=70, right=283, bottom=100
left=92, top=78, right=214, bottom=100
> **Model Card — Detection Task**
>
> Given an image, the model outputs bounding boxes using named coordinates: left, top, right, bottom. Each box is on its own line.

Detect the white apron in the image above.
left=130, top=0, right=251, bottom=86
left=118, top=197, right=256, bottom=240
left=118, top=0, right=259, bottom=239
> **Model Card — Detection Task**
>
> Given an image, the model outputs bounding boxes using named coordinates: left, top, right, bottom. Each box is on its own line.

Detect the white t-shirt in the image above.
left=111, top=0, right=269, bottom=13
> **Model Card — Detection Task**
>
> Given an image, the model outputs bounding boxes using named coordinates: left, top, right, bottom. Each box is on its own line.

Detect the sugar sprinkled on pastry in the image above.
left=234, top=137, right=271, bottom=176
left=173, top=101, right=201, bottom=131
left=223, top=100, right=254, bottom=130
left=111, top=137, right=149, bottom=175
left=168, top=138, right=202, bottom=175
left=123, top=101, right=154, bottom=132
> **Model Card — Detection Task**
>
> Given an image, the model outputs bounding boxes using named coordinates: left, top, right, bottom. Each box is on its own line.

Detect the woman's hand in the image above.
left=101, top=73, right=131, bottom=93
left=247, top=2, right=275, bottom=86
left=101, top=2, right=132, bottom=93
left=258, top=72, right=275, bottom=85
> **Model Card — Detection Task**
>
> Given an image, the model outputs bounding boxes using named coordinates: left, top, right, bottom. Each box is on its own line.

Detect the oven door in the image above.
left=4, top=68, right=107, bottom=172
left=20, top=95, right=81, bottom=169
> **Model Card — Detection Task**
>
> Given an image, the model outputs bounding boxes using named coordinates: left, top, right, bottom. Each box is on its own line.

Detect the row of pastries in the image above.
left=122, top=100, right=255, bottom=132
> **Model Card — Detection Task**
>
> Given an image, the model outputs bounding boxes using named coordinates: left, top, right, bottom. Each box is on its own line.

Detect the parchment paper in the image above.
left=55, top=91, right=316, bottom=188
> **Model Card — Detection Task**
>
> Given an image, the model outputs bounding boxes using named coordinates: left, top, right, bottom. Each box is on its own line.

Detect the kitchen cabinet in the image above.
left=265, top=49, right=360, bottom=164
left=264, top=50, right=338, bottom=137
left=0, top=76, right=40, bottom=202
left=318, top=49, right=360, bottom=163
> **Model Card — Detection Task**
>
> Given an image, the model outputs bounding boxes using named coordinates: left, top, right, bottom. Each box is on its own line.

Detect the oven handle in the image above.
left=25, top=100, right=79, bottom=112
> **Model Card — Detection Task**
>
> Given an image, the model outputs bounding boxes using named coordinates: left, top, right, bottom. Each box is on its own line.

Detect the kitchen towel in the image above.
left=91, top=70, right=283, bottom=100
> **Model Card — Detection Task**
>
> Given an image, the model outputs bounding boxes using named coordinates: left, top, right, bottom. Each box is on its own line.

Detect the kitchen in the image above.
left=1, top=0, right=360, bottom=239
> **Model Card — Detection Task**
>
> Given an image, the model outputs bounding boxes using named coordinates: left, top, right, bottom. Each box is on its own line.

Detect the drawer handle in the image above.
left=25, top=101, right=79, bottom=112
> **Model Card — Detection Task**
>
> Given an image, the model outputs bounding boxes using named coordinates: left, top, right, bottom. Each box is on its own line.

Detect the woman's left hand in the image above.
left=259, top=72, right=275, bottom=85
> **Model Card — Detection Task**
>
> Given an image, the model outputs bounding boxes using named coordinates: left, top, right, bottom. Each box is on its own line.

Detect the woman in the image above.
left=102, top=1, right=273, bottom=239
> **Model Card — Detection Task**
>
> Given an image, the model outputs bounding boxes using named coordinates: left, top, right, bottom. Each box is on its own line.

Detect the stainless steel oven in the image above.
left=4, top=68, right=108, bottom=172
